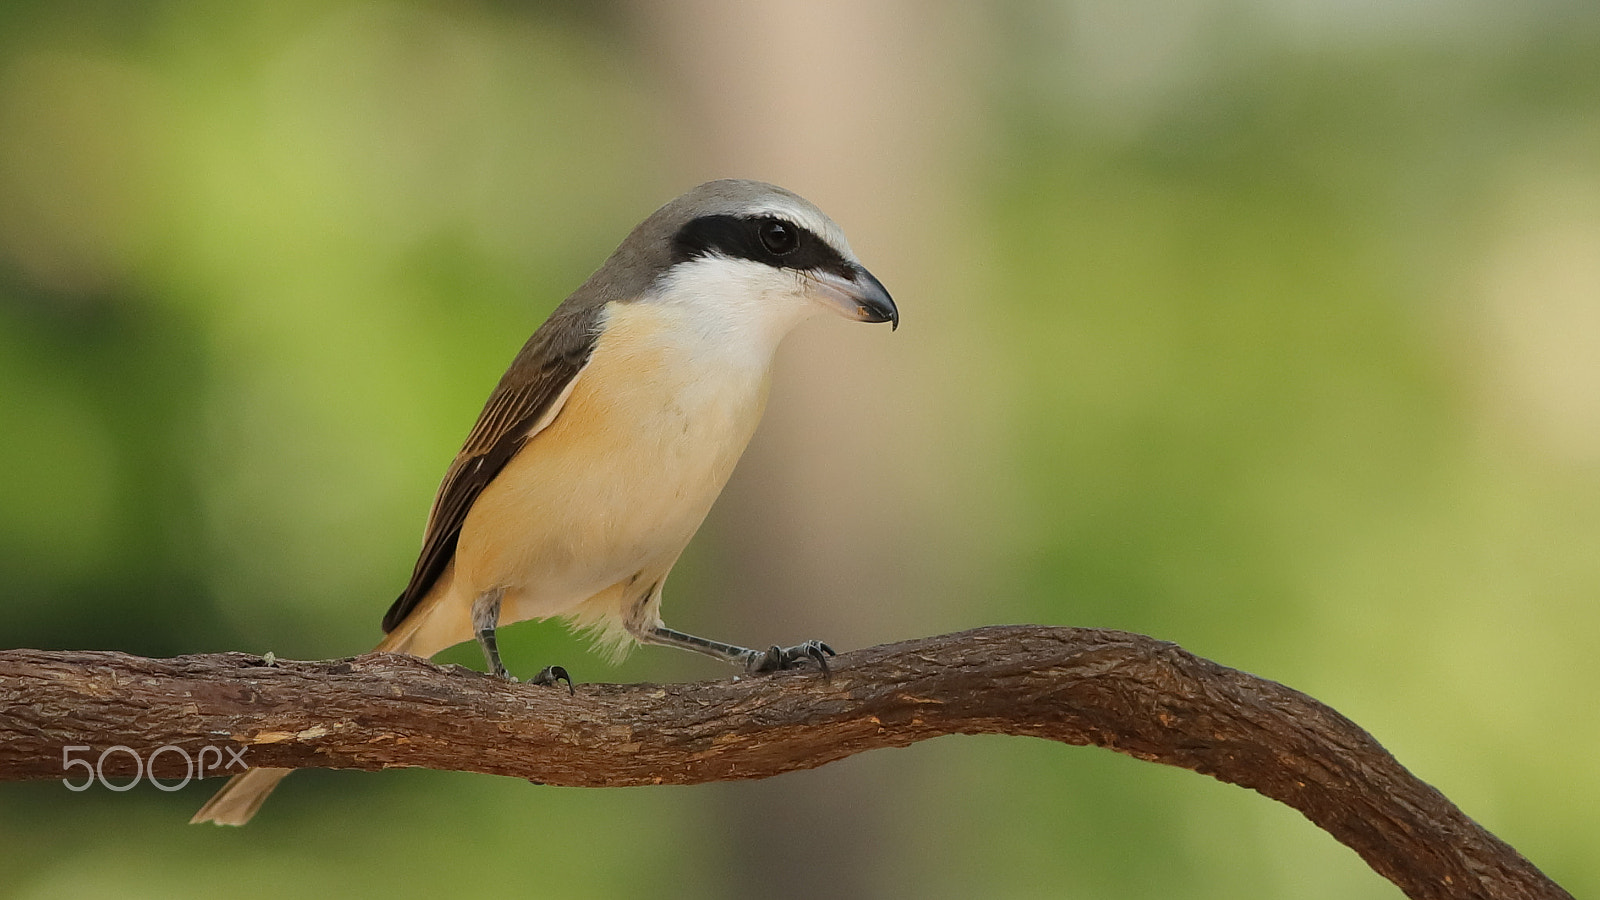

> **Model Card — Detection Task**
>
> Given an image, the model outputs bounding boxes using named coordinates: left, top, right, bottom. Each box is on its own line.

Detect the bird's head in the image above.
left=591, top=180, right=897, bottom=351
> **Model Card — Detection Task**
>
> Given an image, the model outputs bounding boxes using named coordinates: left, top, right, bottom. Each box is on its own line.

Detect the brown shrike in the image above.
left=192, top=179, right=897, bottom=825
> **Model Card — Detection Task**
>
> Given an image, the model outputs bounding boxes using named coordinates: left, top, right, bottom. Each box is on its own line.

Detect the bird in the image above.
left=191, top=179, right=898, bottom=825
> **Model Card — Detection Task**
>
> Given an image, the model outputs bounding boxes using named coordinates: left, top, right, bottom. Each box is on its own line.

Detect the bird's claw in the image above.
left=532, top=665, right=574, bottom=695
left=746, top=640, right=835, bottom=678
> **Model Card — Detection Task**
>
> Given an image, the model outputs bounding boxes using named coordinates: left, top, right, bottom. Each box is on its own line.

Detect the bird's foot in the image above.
left=745, top=640, right=835, bottom=677
left=532, top=665, right=574, bottom=695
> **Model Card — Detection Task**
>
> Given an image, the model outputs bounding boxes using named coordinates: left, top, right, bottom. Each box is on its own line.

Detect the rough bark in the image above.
left=0, top=625, right=1570, bottom=900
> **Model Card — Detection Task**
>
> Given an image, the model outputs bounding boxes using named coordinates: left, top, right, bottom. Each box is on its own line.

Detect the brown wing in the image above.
left=382, top=302, right=602, bottom=633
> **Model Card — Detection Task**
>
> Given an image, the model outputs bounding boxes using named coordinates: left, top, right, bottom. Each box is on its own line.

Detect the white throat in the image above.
left=640, top=255, right=825, bottom=373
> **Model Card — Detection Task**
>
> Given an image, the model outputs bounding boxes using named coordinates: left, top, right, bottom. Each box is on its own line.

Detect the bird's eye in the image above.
left=758, top=219, right=799, bottom=256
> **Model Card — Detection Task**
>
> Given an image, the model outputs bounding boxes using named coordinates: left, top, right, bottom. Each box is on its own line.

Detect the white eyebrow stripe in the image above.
left=743, top=198, right=856, bottom=262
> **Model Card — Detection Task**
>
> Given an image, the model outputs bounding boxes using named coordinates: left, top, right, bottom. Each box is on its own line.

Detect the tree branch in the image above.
left=0, top=625, right=1569, bottom=900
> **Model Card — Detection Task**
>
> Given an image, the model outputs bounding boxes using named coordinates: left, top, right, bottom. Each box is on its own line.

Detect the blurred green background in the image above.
left=3, top=1, right=1598, bottom=897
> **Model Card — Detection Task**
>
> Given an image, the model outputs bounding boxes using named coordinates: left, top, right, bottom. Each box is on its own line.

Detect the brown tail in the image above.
left=189, top=767, right=293, bottom=826
left=189, top=586, right=463, bottom=825
left=188, top=624, right=411, bottom=826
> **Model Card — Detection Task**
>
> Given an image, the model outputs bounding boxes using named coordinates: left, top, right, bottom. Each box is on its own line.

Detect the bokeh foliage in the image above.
left=2, top=2, right=1597, bottom=898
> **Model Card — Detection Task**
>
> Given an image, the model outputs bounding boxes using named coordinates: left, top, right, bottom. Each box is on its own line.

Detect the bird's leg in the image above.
left=749, top=639, right=836, bottom=676
left=531, top=665, right=574, bottom=695
left=471, top=589, right=572, bottom=692
left=645, top=625, right=835, bottom=677
left=471, top=589, right=513, bottom=681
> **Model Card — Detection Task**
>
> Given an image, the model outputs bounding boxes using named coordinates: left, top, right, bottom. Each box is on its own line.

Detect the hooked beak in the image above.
left=805, top=265, right=899, bottom=331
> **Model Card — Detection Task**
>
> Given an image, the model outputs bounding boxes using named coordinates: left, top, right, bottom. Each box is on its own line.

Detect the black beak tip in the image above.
left=854, top=267, right=898, bottom=331
left=858, top=300, right=898, bottom=330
